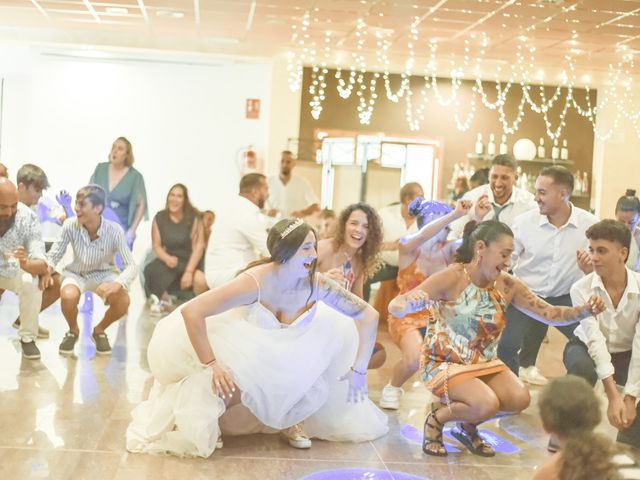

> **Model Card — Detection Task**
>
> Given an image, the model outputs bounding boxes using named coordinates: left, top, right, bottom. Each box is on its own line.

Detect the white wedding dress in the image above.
left=126, top=275, right=388, bottom=458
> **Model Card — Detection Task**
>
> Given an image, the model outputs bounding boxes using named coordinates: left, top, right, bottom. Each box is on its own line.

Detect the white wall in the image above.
left=0, top=45, right=273, bottom=255
left=591, top=84, right=640, bottom=218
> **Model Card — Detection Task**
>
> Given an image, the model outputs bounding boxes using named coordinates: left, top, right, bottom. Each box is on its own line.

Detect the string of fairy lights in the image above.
left=286, top=8, right=639, bottom=141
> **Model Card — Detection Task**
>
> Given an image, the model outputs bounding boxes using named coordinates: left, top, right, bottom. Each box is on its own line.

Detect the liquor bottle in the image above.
left=551, top=138, right=560, bottom=160
left=582, top=172, right=589, bottom=194
left=475, top=133, right=484, bottom=155
left=499, top=135, right=508, bottom=154
left=487, top=134, right=496, bottom=156
left=560, top=139, right=569, bottom=161
left=537, top=137, right=545, bottom=159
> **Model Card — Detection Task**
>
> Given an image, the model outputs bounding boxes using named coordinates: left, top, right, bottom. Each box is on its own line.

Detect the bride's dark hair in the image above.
left=238, top=218, right=317, bottom=300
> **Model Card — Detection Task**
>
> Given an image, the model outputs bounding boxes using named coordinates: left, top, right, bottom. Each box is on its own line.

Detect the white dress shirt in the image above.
left=377, top=203, right=417, bottom=266
left=511, top=204, right=598, bottom=297
left=205, top=195, right=269, bottom=288
left=449, top=184, right=537, bottom=238
left=571, top=268, right=640, bottom=397
left=267, top=174, right=318, bottom=218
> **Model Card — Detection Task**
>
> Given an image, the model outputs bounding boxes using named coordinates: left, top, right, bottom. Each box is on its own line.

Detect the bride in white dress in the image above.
left=126, top=218, right=389, bottom=458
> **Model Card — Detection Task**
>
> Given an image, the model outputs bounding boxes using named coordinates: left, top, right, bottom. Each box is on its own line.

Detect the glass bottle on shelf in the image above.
left=582, top=172, right=589, bottom=194
left=475, top=133, right=484, bottom=155
left=574, top=170, right=582, bottom=193
left=561, top=139, right=569, bottom=161
left=499, top=134, right=508, bottom=155
left=537, top=137, right=545, bottom=159
left=551, top=138, right=560, bottom=160
left=487, top=134, right=496, bottom=156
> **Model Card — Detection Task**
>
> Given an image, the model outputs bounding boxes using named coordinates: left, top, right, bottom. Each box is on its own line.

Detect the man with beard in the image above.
left=266, top=151, right=319, bottom=219
left=0, top=178, right=49, bottom=359
left=204, top=173, right=270, bottom=289
left=449, top=154, right=537, bottom=237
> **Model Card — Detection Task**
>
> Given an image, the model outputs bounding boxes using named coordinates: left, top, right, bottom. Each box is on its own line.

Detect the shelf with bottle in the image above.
left=466, top=153, right=573, bottom=165
left=472, top=134, right=571, bottom=165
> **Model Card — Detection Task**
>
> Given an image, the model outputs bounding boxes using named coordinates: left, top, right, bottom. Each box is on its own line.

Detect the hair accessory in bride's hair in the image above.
left=280, top=218, right=304, bottom=239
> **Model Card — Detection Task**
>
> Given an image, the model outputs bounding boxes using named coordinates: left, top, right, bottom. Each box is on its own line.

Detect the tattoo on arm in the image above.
left=514, top=281, right=586, bottom=324
left=318, top=274, right=369, bottom=317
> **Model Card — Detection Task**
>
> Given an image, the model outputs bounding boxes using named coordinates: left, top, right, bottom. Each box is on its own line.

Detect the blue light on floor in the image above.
left=400, top=423, right=521, bottom=454
left=399, top=424, right=460, bottom=453
left=302, top=469, right=425, bottom=480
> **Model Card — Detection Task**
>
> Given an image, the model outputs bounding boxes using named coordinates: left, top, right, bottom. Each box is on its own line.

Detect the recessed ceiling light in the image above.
left=156, top=10, right=184, bottom=18
left=105, top=6, right=128, bottom=14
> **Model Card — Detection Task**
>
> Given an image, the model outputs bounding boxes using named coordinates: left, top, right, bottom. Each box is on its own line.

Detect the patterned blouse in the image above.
left=420, top=279, right=507, bottom=383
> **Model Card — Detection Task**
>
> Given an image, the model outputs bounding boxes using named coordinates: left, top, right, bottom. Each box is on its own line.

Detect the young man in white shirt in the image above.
left=564, top=219, right=640, bottom=448
left=498, top=165, right=598, bottom=385
left=449, top=154, right=537, bottom=237
left=364, top=182, right=423, bottom=301
left=266, top=151, right=319, bottom=219
left=205, top=173, right=270, bottom=289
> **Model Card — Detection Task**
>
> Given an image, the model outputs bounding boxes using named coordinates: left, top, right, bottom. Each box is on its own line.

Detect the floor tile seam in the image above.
left=212, top=455, right=389, bottom=463
left=0, top=446, right=123, bottom=455
left=369, top=439, right=392, bottom=473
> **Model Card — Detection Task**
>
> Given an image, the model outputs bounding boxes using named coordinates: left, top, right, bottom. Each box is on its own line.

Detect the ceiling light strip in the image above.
left=450, top=0, right=516, bottom=40
left=194, top=0, right=201, bottom=29
left=245, top=0, right=257, bottom=34
left=82, top=0, right=100, bottom=22
left=136, top=0, right=149, bottom=24
left=30, top=0, right=49, bottom=18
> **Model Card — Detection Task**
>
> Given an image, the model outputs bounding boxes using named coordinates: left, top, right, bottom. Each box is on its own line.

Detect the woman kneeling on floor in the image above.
left=388, top=220, right=605, bottom=457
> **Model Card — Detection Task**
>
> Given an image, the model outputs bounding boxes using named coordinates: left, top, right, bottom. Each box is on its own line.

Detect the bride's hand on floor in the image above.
left=210, top=363, right=235, bottom=399
left=339, top=368, right=368, bottom=403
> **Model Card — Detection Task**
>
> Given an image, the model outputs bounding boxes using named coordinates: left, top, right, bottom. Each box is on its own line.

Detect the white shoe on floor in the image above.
left=379, top=383, right=404, bottom=410
left=281, top=423, right=312, bottom=449
left=519, top=366, right=548, bottom=386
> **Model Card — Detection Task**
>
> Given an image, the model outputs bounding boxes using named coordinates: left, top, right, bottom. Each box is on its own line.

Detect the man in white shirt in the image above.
left=267, top=151, right=319, bottom=218
left=497, top=165, right=598, bottom=385
left=564, top=219, right=640, bottom=447
left=449, top=154, right=537, bottom=237
left=205, top=173, right=270, bottom=289
left=364, top=182, right=423, bottom=301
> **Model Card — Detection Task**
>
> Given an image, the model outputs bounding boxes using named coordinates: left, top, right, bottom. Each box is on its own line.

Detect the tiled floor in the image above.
left=0, top=286, right=621, bottom=479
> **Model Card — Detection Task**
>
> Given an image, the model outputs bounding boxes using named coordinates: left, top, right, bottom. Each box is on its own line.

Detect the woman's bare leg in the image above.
left=389, top=329, right=423, bottom=387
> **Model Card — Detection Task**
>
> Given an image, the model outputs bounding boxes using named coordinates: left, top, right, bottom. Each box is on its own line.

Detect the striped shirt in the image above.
left=0, top=203, right=47, bottom=278
left=47, top=217, right=137, bottom=288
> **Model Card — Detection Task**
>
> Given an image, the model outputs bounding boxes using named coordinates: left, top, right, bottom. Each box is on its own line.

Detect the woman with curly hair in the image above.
left=534, top=375, right=624, bottom=480
left=316, top=203, right=385, bottom=369
left=316, top=203, right=383, bottom=298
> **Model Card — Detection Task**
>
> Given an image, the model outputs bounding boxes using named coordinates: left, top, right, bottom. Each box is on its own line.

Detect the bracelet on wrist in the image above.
left=350, top=366, right=366, bottom=376
left=203, top=358, right=217, bottom=367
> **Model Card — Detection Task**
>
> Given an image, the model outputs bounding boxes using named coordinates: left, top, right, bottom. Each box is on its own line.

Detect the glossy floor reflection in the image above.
left=0, top=286, right=625, bottom=479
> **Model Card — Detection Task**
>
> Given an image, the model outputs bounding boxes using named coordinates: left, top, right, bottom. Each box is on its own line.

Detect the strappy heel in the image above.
left=450, top=422, right=495, bottom=457
left=422, top=403, right=447, bottom=457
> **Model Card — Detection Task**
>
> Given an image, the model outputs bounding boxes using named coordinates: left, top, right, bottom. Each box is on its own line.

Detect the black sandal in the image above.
left=450, top=422, right=495, bottom=457
left=422, top=403, right=447, bottom=457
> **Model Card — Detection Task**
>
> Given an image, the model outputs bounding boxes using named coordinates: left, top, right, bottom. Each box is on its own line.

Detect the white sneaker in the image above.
left=281, top=423, right=312, bottom=449
left=519, top=366, right=548, bottom=386
left=379, top=383, right=404, bottom=410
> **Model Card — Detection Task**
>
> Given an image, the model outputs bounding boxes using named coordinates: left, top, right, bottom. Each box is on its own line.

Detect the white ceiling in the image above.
left=0, top=1, right=637, bottom=81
